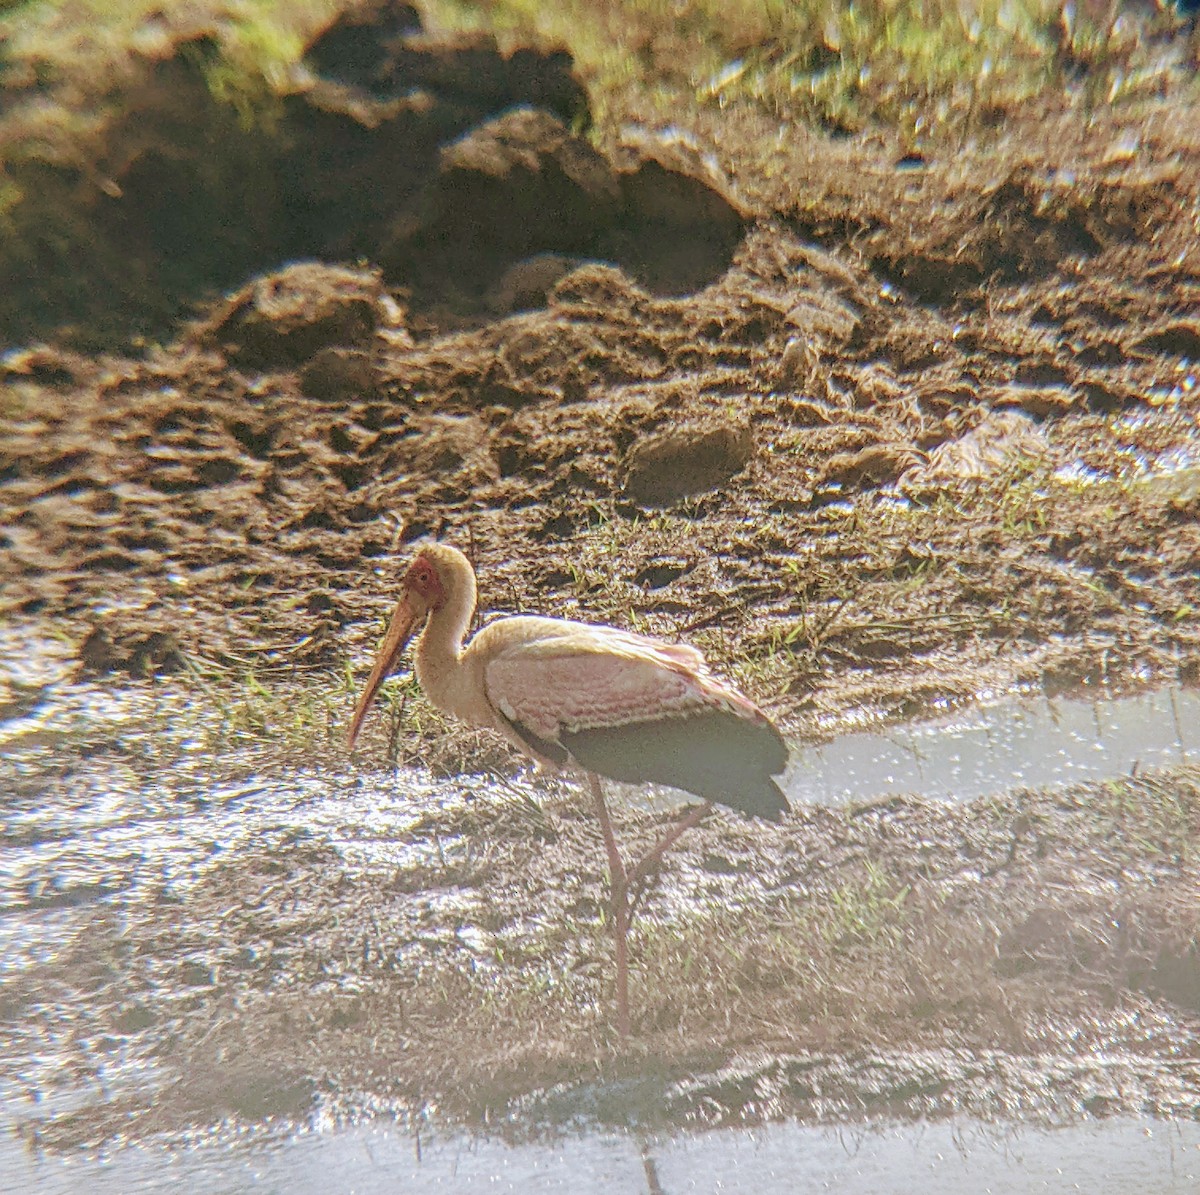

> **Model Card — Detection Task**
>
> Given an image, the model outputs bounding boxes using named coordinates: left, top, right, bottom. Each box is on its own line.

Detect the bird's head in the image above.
left=402, top=548, right=448, bottom=616
left=346, top=544, right=473, bottom=751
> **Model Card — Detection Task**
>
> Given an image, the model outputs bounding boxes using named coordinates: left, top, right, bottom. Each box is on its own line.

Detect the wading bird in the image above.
left=347, top=543, right=789, bottom=1035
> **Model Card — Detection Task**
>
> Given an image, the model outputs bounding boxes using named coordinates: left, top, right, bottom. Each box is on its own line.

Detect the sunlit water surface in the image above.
left=783, top=687, right=1200, bottom=804
left=3, top=1116, right=1199, bottom=1194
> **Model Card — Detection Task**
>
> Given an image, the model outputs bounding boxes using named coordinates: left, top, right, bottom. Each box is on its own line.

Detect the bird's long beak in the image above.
left=347, top=595, right=423, bottom=751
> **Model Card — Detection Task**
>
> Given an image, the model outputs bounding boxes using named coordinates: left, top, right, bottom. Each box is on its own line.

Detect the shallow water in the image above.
left=6, top=682, right=1197, bottom=925
left=3, top=1114, right=1199, bottom=1194
left=784, top=687, right=1200, bottom=805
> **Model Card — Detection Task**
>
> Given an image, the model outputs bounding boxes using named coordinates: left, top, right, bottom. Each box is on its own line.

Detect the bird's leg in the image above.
left=626, top=802, right=714, bottom=921
left=587, top=779, right=714, bottom=1038
left=627, top=802, right=713, bottom=891
left=612, top=894, right=631, bottom=1039
left=588, top=772, right=627, bottom=892
left=588, top=773, right=631, bottom=1037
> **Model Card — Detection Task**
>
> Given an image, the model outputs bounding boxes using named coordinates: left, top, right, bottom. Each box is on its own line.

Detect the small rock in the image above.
left=623, top=421, right=754, bottom=507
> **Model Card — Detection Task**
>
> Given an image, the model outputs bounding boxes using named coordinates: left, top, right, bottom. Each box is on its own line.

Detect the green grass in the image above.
left=195, top=667, right=348, bottom=752
left=1098, top=774, right=1198, bottom=863
left=5, top=0, right=1186, bottom=151
left=0, top=0, right=333, bottom=82
left=425, top=0, right=1190, bottom=134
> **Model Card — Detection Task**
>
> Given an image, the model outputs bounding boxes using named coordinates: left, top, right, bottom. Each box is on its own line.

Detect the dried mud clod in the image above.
left=381, top=106, right=749, bottom=314
left=817, top=443, right=924, bottom=492
left=852, top=157, right=1194, bottom=306
left=623, top=421, right=755, bottom=507
left=196, top=263, right=385, bottom=368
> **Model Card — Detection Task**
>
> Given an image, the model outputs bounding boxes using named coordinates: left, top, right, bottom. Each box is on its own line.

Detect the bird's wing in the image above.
left=483, top=626, right=789, bottom=818
left=483, top=628, right=763, bottom=743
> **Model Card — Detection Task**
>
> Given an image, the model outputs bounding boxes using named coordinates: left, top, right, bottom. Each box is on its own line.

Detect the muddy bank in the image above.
left=2, top=657, right=1199, bottom=1147
left=5, top=202, right=1200, bottom=742
left=2, top=4, right=1200, bottom=736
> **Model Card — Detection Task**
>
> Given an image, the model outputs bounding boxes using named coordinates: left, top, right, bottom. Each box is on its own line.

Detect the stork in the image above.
left=347, top=543, right=789, bottom=1035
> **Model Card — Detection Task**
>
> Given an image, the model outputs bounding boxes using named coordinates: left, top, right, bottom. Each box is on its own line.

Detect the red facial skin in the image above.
left=405, top=553, right=445, bottom=610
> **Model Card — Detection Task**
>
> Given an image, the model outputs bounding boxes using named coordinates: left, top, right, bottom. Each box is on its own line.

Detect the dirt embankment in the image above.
left=3, top=1, right=1200, bottom=733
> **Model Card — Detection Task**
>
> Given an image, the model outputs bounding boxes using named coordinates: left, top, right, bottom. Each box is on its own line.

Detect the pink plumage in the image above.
left=348, top=547, right=788, bottom=818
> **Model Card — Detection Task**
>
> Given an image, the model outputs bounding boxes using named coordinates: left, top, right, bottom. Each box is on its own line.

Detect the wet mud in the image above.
left=2, top=650, right=1200, bottom=1148
left=2, top=0, right=1200, bottom=1155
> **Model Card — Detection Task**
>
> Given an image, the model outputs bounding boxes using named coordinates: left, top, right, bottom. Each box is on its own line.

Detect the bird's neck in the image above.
left=414, top=580, right=476, bottom=714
